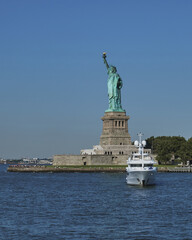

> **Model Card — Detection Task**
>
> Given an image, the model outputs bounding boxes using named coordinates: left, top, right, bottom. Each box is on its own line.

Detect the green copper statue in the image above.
left=103, top=52, right=125, bottom=112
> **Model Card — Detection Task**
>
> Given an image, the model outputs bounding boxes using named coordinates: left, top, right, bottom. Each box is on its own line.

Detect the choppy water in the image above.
left=0, top=164, right=192, bottom=240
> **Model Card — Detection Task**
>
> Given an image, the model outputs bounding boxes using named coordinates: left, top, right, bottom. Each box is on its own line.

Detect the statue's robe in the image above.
left=107, top=71, right=122, bottom=110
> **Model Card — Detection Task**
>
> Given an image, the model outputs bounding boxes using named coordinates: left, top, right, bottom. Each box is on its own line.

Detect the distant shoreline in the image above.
left=7, top=165, right=192, bottom=173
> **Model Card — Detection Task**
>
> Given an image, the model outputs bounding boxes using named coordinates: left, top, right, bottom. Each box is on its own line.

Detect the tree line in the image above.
left=145, top=136, right=192, bottom=164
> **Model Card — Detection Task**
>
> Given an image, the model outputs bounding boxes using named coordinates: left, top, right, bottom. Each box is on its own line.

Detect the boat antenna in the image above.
left=137, top=132, right=143, bottom=144
left=137, top=132, right=144, bottom=155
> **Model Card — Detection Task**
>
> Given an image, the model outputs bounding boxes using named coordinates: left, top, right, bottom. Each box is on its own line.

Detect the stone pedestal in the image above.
left=100, top=111, right=131, bottom=146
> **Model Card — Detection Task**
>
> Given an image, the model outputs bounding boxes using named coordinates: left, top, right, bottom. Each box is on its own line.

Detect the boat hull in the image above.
left=126, top=169, right=156, bottom=186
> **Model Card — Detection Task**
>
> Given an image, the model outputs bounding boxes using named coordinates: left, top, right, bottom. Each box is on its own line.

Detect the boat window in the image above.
left=130, top=164, right=142, bottom=167
left=144, top=164, right=153, bottom=167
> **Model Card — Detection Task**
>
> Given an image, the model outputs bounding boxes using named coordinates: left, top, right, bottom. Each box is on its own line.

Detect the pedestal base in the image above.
left=100, top=111, right=131, bottom=146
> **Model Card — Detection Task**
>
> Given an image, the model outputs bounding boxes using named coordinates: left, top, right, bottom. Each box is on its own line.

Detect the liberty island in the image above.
left=53, top=53, right=150, bottom=166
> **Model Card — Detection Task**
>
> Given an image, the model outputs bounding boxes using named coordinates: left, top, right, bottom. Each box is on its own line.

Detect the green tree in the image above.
left=146, top=136, right=155, bottom=152
left=145, top=136, right=190, bottom=165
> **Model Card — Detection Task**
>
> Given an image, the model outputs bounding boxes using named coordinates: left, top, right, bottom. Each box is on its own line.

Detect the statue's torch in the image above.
left=103, top=52, right=107, bottom=59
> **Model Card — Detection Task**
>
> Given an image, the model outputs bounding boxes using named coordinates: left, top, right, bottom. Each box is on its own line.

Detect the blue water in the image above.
left=0, top=165, right=192, bottom=240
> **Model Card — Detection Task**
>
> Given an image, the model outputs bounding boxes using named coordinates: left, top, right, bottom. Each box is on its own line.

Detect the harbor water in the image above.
left=0, top=164, right=192, bottom=240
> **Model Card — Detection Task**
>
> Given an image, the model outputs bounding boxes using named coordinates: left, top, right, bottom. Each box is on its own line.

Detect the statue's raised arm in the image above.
left=102, top=52, right=109, bottom=70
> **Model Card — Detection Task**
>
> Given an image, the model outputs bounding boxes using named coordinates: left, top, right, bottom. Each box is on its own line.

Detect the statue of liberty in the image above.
left=102, top=53, right=125, bottom=112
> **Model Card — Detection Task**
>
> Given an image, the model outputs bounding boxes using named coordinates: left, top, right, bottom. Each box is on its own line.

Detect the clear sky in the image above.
left=0, top=0, right=192, bottom=159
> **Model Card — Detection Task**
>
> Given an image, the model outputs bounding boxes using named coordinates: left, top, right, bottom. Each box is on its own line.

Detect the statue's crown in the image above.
left=110, top=65, right=116, bottom=70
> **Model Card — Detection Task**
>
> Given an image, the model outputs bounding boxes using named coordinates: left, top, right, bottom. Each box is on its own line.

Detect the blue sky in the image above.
left=0, top=0, right=192, bottom=158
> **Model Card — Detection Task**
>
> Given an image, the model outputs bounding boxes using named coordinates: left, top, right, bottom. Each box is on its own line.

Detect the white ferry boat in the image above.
left=126, top=133, right=157, bottom=186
